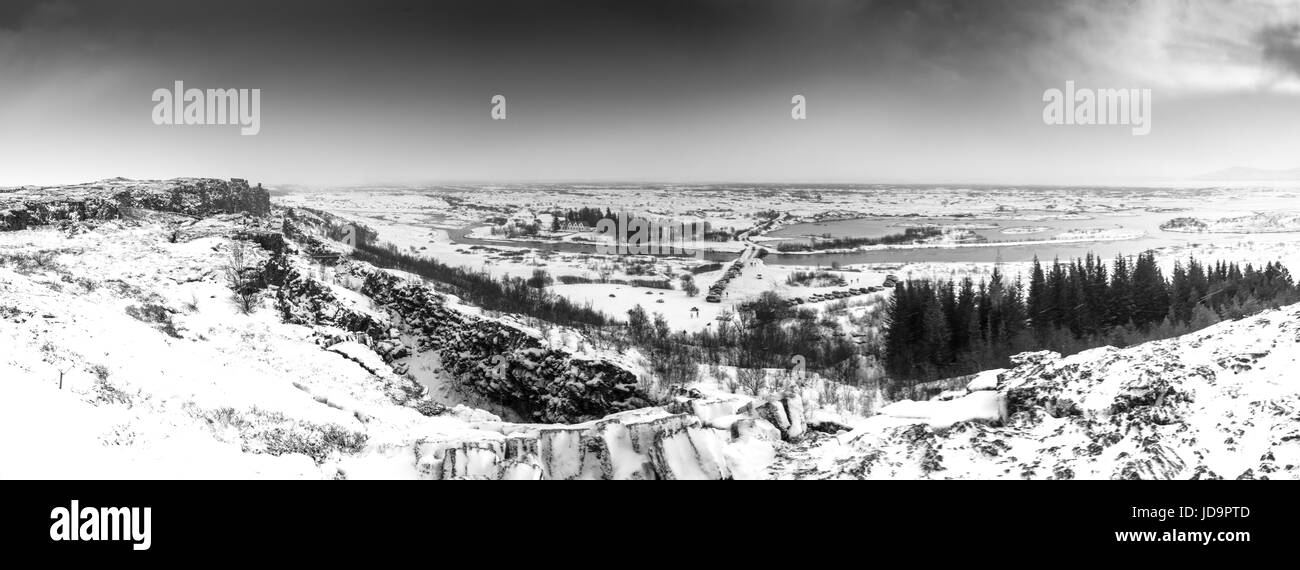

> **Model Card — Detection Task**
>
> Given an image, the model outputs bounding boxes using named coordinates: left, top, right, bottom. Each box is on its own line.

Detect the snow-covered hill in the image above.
left=0, top=180, right=795, bottom=479
left=778, top=306, right=1300, bottom=479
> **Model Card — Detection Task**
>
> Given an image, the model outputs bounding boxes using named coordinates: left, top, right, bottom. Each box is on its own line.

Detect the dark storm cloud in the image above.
left=5, top=0, right=1295, bottom=186
left=0, top=0, right=42, bottom=30
left=1, top=0, right=1078, bottom=82
left=1258, top=22, right=1300, bottom=76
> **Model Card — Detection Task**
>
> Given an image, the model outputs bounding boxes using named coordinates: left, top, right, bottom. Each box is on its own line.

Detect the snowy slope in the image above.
left=778, top=307, right=1300, bottom=479
left=0, top=198, right=793, bottom=479
left=0, top=221, right=501, bottom=478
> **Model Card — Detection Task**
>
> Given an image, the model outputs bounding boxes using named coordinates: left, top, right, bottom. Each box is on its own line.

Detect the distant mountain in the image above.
left=1194, top=166, right=1300, bottom=181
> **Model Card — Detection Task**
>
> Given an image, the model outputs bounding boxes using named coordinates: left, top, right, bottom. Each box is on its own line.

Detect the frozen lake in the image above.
left=292, top=182, right=1300, bottom=268
left=760, top=207, right=1300, bottom=265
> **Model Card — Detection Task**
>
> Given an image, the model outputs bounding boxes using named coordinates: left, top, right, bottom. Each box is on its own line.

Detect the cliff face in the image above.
left=0, top=197, right=121, bottom=231
left=265, top=214, right=814, bottom=479
left=783, top=305, right=1300, bottom=480
left=272, top=213, right=652, bottom=424
left=111, top=178, right=271, bottom=217
left=0, top=177, right=270, bottom=231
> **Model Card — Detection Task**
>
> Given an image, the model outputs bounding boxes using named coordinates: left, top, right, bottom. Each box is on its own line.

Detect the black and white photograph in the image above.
left=1, top=0, right=1297, bottom=553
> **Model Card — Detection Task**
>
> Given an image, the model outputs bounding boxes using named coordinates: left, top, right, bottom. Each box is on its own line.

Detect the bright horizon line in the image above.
left=7, top=173, right=1289, bottom=191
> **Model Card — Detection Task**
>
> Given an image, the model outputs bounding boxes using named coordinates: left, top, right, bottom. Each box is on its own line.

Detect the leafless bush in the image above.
left=224, top=240, right=262, bottom=313
left=125, top=303, right=181, bottom=338
left=89, top=363, right=111, bottom=382
left=736, top=366, right=766, bottom=396
left=0, top=250, right=59, bottom=273
left=92, top=375, right=133, bottom=407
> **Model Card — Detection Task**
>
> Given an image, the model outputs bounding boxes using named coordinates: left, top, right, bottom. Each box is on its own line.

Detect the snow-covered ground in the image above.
left=0, top=219, right=543, bottom=478
left=769, top=306, right=1300, bottom=479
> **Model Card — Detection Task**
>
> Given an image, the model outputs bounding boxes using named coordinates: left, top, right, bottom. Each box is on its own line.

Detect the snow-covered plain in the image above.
left=279, top=183, right=1300, bottom=329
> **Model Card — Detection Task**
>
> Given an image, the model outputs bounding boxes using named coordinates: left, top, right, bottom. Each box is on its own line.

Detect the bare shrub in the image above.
left=88, top=363, right=111, bottom=382
left=194, top=406, right=368, bottom=463
left=0, top=250, right=59, bottom=274
left=736, top=366, right=766, bottom=396
left=125, top=303, right=181, bottom=338
left=224, top=240, right=262, bottom=313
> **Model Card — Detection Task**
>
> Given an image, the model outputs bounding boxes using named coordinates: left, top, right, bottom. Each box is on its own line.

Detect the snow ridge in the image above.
left=790, top=307, right=1300, bottom=479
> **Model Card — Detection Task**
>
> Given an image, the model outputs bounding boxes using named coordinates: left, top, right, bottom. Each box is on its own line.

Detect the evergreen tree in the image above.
left=1108, top=254, right=1133, bottom=329
left=1046, top=258, right=1066, bottom=329
left=1169, top=261, right=1191, bottom=324
left=1131, top=252, right=1168, bottom=328
left=1027, top=256, right=1048, bottom=334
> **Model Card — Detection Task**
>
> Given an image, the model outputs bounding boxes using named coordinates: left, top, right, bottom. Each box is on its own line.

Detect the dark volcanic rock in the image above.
left=1, top=177, right=270, bottom=231
left=112, top=178, right=270, bottom=217
left=270, top=215, right=653, bottom=424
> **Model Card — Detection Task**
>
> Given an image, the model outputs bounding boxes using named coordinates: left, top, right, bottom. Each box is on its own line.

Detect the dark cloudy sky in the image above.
left=3, top=0, right=1300, bottom=186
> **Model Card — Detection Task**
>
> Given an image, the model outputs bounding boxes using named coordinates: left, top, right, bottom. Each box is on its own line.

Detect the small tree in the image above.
left=627, top=305, right=649, bottom=341
left=652, top=312, right=671, bottom=343
left=527, top=268, right=553, bottom=289
left=225, top=241, right=261, bottom=313
left=736, top=366, right=765, bottom=396
left=680, top=274, right=699, bottom=297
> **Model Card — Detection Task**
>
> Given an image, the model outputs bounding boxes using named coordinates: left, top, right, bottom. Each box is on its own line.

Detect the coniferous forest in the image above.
left=884, top=252, right=1300, bottom=383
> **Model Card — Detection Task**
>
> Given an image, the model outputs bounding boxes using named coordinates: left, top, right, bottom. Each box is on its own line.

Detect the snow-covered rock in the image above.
left=731, top=418, right=781, bottom=442
left=0, top=177, right=269, bottom=231
left=778, top=305, right=1300, bottom=479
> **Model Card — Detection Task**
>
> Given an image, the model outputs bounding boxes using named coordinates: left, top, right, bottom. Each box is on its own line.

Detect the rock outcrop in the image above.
left=112, top=178, right=271, bottom=217
left=409, top=392, right=805, bottom=479
left=786, top=305, right=1300, bottom=480
left=271, top=214, right=652, bottom=424
left=417, top=409, right=729, bottom=480
left=1, top=177, right=270, bottom=231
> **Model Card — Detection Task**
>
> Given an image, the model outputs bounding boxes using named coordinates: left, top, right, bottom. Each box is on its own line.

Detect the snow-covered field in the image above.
left=279, top=182, right=1300, bottom=328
